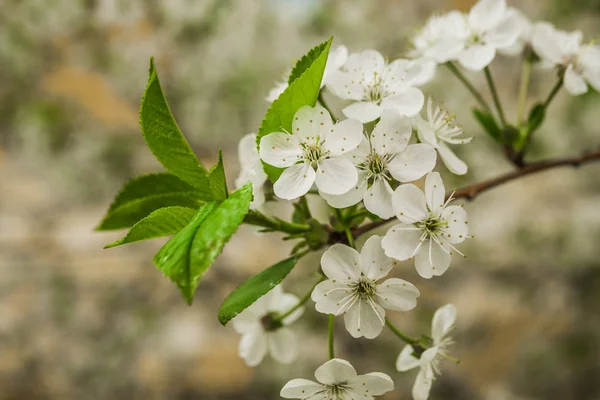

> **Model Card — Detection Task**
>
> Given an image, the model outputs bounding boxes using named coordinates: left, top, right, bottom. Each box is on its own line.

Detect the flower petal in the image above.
left=315, top=158, right=358, bottom=195
left=431, top=304, right=457, bottom=344
left=320, top=172, right=368, bottom=209
left=441, top=205, right=469, bottom=244
left=360, top=235, right=392, bottom=280
left=425, top=171, right=445, bottom=214
left=268, top=328, right=297, bottom=364
left=412, top=365, right=435, bottom=400
left=396, top=345, right=420, bottom=371
left=376, top=278, right=420, bottom=311
left=414, top=239, right=451, bottom=279
left=380, top=87, right=425, bottom=117
left=391, top=184, right=428, bottom=223
left=324, top=118, right=364, bottom=156
left=382, top=223, right=424, bottom=261
left=531, top=22, right=563, bottom=64
left=371, top=109, right=412, bottom=155
left=326, top=70, right=365, bottom=101
left=311, top=280, right=354, bottom=315
left=458, top=44, right=496, bottom=71
left=259, top=132, right=302, bottom=168
left=280, top=379, right=324, bottom=399
left=344, top=297, right=386, bottom=339
left=343, top=101, right=383, bottom=123
left=564, top=64, right=588, bottom=96
left=485, top=14, right=522, bottom=49
left=438, top=142, right=467, bottom=175
left=273, top=293, right=305, bottom=325
left=315, top=359, right=358, bottom=385
left=346, top=372, right=395, bottom=396
left=321, top=243, right=361, bottom=281
left=468, top=0, right=507, bottom=32
left=292, top=105, right=334, bottom=143
left=388, top=143, right=437, bottom=182
left=231, top=308, right=261, bottom=334
left=239, top=331, right=268, bottom=367
left=364, top=178, right=395, bottom=219
left=274, top=163, right=316, bottom=200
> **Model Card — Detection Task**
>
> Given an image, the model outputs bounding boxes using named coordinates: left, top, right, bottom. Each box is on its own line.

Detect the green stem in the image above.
left=484, top=66, right=507, bottom=128
left=445, top=62, right=491, bottom=112
left=244, top=211, right=310, bottom=234
left=276, top=276, right=325, bottom=322
left=543, top=78, right=564, bottom=108
left=517, top=58, right=532, bottom=124
left=385, top=318, right=418, bottom=345
left=328, top=314, right=335, bottom=359
left=344, top=227, right=355, bottom=248
left=318, top=91, right=337, bottom=120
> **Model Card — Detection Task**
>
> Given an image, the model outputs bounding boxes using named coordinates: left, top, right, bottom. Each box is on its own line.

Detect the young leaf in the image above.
left=141, top=58, right=211, bottom=195
left=527, top=103, right=546, bottom=135
left=287, top=40, right=331, bottom=84
left=472, top=108, right=502, bottom=142
left=209, top=149, right=228, bottom=201
left=97, top=173, right=205, bottom=231
left=257, top=37, right=333, bottom=181
left=104, top=206, right=197, bottom=249
left=217, top=256, right=298, bottom=325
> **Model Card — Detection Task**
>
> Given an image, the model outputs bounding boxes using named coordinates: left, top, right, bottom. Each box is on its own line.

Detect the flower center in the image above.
left=301, top=141, right=328, bottom=166
left=365, top=73, right=384, bottom=103
left=260, top=312, right=284, bottom=332
left=416, top=213, right=447, bottom=237
left=353, top=277, right=377, bottom=298
left=367, top=152, right=388, bottom=175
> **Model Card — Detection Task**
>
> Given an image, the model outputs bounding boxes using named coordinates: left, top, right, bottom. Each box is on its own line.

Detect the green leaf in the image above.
left=527, top=103, right=546, bottom=135
left=153, top=203, right=217, bottom=304
left=287, top=40, right=331, bottom=84
left=257, top=37, right=333, bottom=181
left=104, top=206, right=197, bottom=248
left=154, top=184, right=253, bottom=304
left=472, top=108, right=502, bottom=142
left=208, top=149, right=228, bottom=201
left=97, top=173, right=205, bottom=230
left=140, top=58, right=211, bottom=195
left=217, top=256, right=297, bottom=325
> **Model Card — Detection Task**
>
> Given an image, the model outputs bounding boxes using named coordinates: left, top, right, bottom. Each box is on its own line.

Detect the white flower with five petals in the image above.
left=382, top=172, right=468, bottom=279
left=235, top=133, right=268, bottom=209
left=321, top=110, right=437, bottom=219
left=409, top=11, right=468, bottom=64
left=281, top=358, right=394, bottom=400
left=396, top=304, right=457, bottom=400
left=416, top=98, right=472, bottom=176
left=327, top=50, right=427, bottom=123
left=259, top=105, right=363, bottom=200
left=232, top=285, right=303, bottom=367
left=312, top=236, right=420, bottom=339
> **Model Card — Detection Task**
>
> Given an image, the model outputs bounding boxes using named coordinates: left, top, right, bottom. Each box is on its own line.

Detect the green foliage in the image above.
left=527, top=103, right=546, bottom=136
left=287, top=40, right=331, bottom=84
left=140, top=58, right=212, bottom=195
left=217, top=256, right=298, bottom=325
left=257, top=37, right=333, bottom=181
left=209, top=150, right=228, bottom=201
left=153, top=184, right=253, bottom=304
left=473, top=108, right=502, bottom=143
left=104, top=206, right=197, bottom=248
left=96, top=173, right=205, bottom=230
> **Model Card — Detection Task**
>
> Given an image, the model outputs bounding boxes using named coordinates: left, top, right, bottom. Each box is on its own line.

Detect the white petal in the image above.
left=315, top=158, right=358, bottom=195
left=564, top=64, right=588, bottom=96
left=438, top=142, right=467, bottom=175
left=380, top=87, right=425, bottom=117
left=315, top=359, right=357, bottom=385
left=266, top=81, right=288, bottom=102
left=311, top=280, right=354, bottom=315
left=274, top=163, right=316, bottom=200
left=531, top=22, right=563, bottom=64
left=238, top=133, right=260, bottom=166
left=441, top=205, right=469, bottom=244
left=382, top=223, right=424, bottom=261
left=259, top=132, right=302, bottom=168
left=468, top=0, right=506, bottom=32
left=412, top=366, right=434, bottom=400
left=324, top=118, right=364, bottom=156
left=321, top=243, right=361, bottom=281
left=388, top=143, right=437, bottom=183
left=292, top=105, right=334, bottom=143
left=344, top=297, right=386, bottom=339
left=360, top=235, right=392, bottom=280
left=355, top=49, right=386, bottom=78
left=371, top=109, right=412, bottom=155
left=431, top=304, right=457, bottom=344
left=414, top=239, right=451, bottom=279
left=410, top=59, right=437, bottom=86
left=231, top=309, right=261, bottom=334
left=425, top=172, right=445, bottom=214
left=376, top=278, right=420, bottom=311
left=343, top=101, right=383, bottom=123
left=273, top=293, right=305, bottom=325
left=485, top=14, right=522, bottom=49
left=320, top=172, right=368, bottom=209
left=346, top=372, right=395, bottom=396
left=391, top=184, right=428, bottom=223
left=239, top=331, right=268, bottom=367
left=322, top=45, right=349, bottom=87
left=326, top=70, right=365, bottom=100
left=416, top=114, right=438, bottom=146
left=268, top=328, right=297, bottom=364
left=280, top=379, right=324, bottom=399
left=458, top=44, right=496, bottom=71
left=396, top=345, right=420, bottom=371
left=364, top=178, right=395, bottom=219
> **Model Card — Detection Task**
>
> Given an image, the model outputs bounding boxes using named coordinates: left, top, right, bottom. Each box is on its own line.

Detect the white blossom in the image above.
left=265, top=80, right=289, bottom=102
left=532, top=23, right=600, bottom=96
left=327, top=50, right=427, bottom=123
left=259, top=105, right=363, bottom=200
left=232, top=285, right=304, bottom=367
left=281, top=358, right=394, bottom=399
left=409, top=11, right=468, bottom=64
left=312, top=236, right=420, bottom=339
left=498, top=8, right=533, bottom=56
left=381, top=172, right=468, bottom=279
left=321, top=110, right=436, bottom=219
left=416, top=98, right=472, bottom=176
left=396, top=304, right=457, bottom=400
left=235, top=133, right=268, bottom=208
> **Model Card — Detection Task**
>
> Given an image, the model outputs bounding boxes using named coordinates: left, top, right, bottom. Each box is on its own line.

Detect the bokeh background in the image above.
left=1, top=0, right=600, bottom=399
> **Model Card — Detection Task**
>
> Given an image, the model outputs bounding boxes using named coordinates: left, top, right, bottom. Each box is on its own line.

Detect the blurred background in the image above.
left=1, top=0, right=599, bottom=399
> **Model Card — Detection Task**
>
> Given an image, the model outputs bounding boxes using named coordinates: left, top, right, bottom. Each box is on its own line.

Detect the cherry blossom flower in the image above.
left=381, top=172, right=468, bottom=279
left=327, top=50, right=427, bottom=123
left=532, top=23, right=600, bottom=96
left=312, top=236, right=420, bottom=339
left=235, top=133, right=268, bottom=208
left=396, top=304, right=457, bottom=400
left=259, top=105, right=363, bottom=200
left=498, top=7, right=533, bottom=56
left=321, top=110, right=436, bottom=218
left=409, top=11, right=468, bottom=64
left=281, top=358, right=394, bottom=400
left=415, top=98, right=472, bottom=175
left=232, top=285, right=304, bottom=367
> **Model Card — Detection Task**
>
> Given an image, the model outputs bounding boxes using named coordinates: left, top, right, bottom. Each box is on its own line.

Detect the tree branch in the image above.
left=352, top=147, right=600, bottom=237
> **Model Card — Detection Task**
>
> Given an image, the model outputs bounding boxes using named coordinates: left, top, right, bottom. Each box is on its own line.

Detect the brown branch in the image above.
left=352, top=147, right=600, bottom=237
